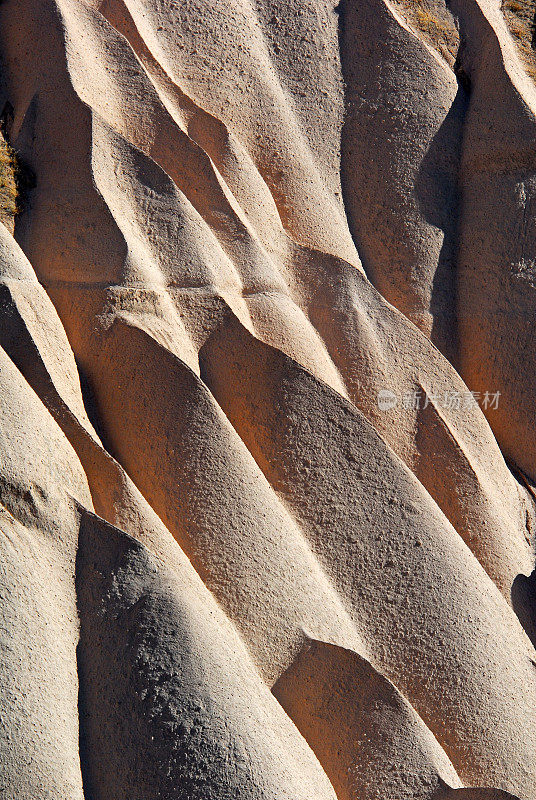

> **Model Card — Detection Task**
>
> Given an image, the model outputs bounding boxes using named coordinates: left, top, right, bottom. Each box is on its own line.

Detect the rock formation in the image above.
left=0, top=0, right=535, bottom=797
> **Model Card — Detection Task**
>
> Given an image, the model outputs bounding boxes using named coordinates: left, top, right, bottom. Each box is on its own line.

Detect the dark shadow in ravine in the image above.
left=414, top=82, right=469, bottom=371
left=336, top=0, right=468, bottom=369
left=512, top=570, right=536, bottom=650
left=336, top=0, right=380, bottom=285
left=508, top=463, right=536, bottom=651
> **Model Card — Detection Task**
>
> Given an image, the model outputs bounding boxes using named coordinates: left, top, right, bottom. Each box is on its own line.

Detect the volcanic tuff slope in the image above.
left=0, top=0, right=535, bottom=797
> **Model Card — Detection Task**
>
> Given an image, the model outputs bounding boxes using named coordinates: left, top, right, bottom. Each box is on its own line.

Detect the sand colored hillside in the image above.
left=0, top=0, right=535, bottom=797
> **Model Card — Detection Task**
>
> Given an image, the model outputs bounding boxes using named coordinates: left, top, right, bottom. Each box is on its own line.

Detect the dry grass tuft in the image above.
left=0, top=134, right=18, bottom=232
left=392, top=0, right=459, bottom=66
left=501, top=0, right=536, bottom=81
left=396, top=0, right=536, bottom=84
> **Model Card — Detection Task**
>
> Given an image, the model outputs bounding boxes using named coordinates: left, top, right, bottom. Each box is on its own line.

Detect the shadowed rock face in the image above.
left=0, top=0, right=534, bottom=797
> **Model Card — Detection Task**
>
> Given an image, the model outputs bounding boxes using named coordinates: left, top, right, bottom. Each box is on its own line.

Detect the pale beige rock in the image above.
left=0, top=0, right=534, bottom=796
left=0, top=222, right=191, bottom=565
left=340, top=0, right=462, bottom=362
left=76, top=510, right=339, bottom=799
left=0, top=344, right=92, bottom=798
left=300, top=254, right=534, bottom=602
left=448, top=0, right=536, bottom=483
left=200, top=315, right=536, bottom=794
left=2, top=0, right=530, bottom=610
left=2, top=0, right=531, bottom=615
left=90, top=316, right=367, bottom=683
left=273, top=638, right=462, bottom=800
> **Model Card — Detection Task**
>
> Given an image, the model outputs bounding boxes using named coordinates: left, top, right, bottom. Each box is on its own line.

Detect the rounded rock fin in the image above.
left=339, top=0, right=463, bottom=363
left=273, top=637, right=462, bottom=800
left=84, top=315, right=368, bottom=684
left=76, top=508, right=339, bottom=799
left=449, top=0, right=536, bottom=482
left=198, top=313, right=536, bottom=795
left=0, top=342, right=92, bottom=799
left=300, top=251, right=531, bottom=605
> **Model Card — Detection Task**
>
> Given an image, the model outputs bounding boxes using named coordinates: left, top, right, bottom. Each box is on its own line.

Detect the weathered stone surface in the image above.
left=0, top=0, right=535, bottom=796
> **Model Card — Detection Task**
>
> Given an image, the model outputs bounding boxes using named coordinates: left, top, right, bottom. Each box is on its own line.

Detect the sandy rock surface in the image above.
left=0, top=0, right=535, bottom=796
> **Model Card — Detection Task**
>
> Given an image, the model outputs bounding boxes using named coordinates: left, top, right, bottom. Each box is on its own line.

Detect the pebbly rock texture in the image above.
left=76, top=511, right=340, bottom=800
left=0, top=0, right=535, bottom=797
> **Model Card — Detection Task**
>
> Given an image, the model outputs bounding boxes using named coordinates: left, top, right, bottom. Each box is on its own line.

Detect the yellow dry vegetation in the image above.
left=502, top=0, right=536, bottom=80
left=392, top=0, right=459, bottom=66
left=396, top=0, right=536, bottom=83
left=0, top=133, right=18, bottom=232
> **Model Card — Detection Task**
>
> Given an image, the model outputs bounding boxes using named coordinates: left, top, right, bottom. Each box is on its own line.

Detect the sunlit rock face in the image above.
left=0, top=0, right=535, bottom=797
